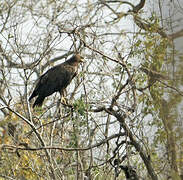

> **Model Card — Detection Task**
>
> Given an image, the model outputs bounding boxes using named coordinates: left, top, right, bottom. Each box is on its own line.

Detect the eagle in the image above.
left=29, top=54, right=84, bottom=108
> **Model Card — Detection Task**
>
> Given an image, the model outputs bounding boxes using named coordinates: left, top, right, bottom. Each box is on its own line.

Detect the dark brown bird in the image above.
left=29, top=54, right=84, bottom=108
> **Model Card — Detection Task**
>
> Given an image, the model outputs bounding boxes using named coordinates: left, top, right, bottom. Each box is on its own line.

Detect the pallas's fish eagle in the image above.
left=29, top=54, right=84, bottom=108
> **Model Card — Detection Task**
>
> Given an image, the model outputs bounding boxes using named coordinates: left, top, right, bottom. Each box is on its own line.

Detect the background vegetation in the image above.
left=0, top=0, right=183, bottom=179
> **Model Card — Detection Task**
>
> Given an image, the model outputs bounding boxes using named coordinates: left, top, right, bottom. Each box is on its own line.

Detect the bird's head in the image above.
left=68, top=54, right=84, bottom=66
left=75, top=54, right=84, bottom=63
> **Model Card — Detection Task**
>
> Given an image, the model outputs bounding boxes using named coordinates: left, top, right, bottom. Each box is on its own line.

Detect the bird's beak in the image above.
left=80, top=56, right=84, bottom=63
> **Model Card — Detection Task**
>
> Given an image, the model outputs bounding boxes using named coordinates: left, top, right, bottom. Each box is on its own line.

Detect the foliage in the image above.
left=0, top=0, right=183, bottom=179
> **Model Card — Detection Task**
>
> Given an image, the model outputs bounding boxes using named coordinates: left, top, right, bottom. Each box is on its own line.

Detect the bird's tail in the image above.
left=33, top=96, right=45, bottom=108
left=29, top=92, right=36, bottom=101
left=29, top=95, right=33, bottom=101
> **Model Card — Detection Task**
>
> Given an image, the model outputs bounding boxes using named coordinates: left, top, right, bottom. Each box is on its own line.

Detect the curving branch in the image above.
left=105, top=108, right=158, bottom=180
left=134, top=16, right=168, bottom=38
left=1, top=132, right=125, bottom=151
left=1, top=106, right=57, bottom=180
left=131, top=0, right=146, bottom=13
left=101, top=0, right=167, bottom=38
left=169, top=29, right=183, bottom=39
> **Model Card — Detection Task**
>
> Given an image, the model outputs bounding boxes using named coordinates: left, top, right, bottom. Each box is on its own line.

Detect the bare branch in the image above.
left=1, top=132, right=125, bottom=151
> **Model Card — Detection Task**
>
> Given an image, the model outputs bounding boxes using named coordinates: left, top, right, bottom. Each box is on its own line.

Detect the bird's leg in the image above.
left=59, top=89, right=68, bottom=105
